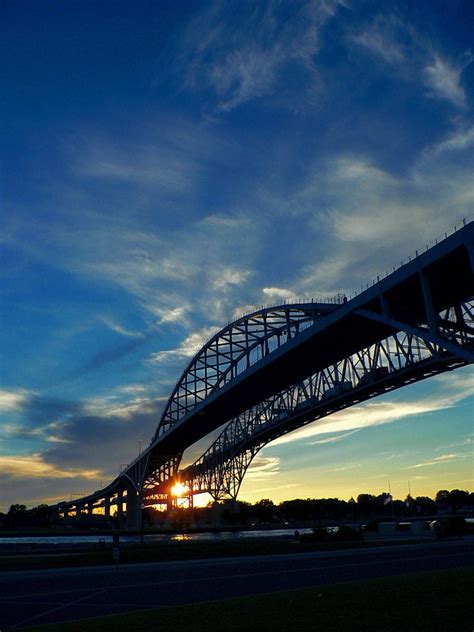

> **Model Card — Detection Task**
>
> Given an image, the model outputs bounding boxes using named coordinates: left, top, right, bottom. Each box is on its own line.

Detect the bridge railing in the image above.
left=349, top=216, right=472, bottom=301
left=233, top=217, right=472, bottom=316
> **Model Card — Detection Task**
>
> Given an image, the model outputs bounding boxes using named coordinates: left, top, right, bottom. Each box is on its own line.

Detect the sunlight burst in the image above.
left=171, top=482, right=188, bottom=497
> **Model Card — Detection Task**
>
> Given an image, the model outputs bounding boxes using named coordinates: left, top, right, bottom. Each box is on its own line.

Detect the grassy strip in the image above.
left=23, top=568, right=474, bottom=632
left=0, top=539, right=348, bottom=572
left=0, top=536, right=435, bottom=572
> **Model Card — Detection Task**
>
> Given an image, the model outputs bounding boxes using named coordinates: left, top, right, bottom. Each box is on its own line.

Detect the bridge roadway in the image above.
left=1, top=539, right=473, bottom=629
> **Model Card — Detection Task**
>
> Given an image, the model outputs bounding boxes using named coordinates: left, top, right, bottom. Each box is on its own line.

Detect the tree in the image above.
left=8, top=504, right=27, bottom=515
left=414, top=496, right=437, bottom=515
left=6, top=504, right=28, bottom=528
left=435, top=490, right=450, bottom=504
left=31, top=504, right=53, bottom=527
left=448, top=489, right=470, bottom=511
left=357, top=494, right=377, bottom=516
left=255, top=499, right=275, bottom=524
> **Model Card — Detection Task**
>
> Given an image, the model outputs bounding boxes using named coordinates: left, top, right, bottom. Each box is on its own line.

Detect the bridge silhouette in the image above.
left=57, top=221, right=474, bottom=527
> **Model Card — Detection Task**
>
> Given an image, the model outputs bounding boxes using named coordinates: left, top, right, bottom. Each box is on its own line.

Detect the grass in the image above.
left=23, top=568, right=474, bottom=632
left=0, top=538, right=356, bottom=572
left=0, top=535, right=436, bottom=572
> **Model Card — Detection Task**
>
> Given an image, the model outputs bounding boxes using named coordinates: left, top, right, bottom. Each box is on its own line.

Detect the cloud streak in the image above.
left=246, top=455, right=280, bottom=480
left=179, top=0, right=343, bottom=111
left=0, top=454, right=100, bottom=479
left=403, top=453, right=466, bottom=469
left=0, top=389, right=32, bottom=412
left=423, top=53, right=473, bottom=108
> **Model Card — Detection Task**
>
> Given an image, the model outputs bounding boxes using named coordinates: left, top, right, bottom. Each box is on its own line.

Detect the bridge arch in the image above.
left=155, top=302, right=338, bottom=438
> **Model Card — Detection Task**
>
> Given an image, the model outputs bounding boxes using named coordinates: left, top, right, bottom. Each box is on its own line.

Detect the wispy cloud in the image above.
left=148, top=326, right=219, bottom=364
left=72, top=328, right=159, bottom=377
left=349, top=15, right=406, bottom=64
left=0, top=454, right=100, bottom=479
left=0, top=389, right=32, bottom=412
left=435, top=438, right=473, bottom=452
left=100, top=316, right=143, bottom=338
left=262, top=287, right=298, bottom=302
left=323, top=463, right=361, bottom=473
left=247, top=483, right=301, bottom=494
left=212, top=267, right=251, bottom=291
left=350, top=13, right=472, bottom=110
left=310, top=429, right=360, bottom=445
left=84, top=396, right=165, bottom=421
left=72, top=118, right=212, bottom=192
left=246, top=455, right=280, bottom=480
left=179, top=0, right=342, bottom=111
left=427, top=125, right=474, bottom=156
left=423, top=53, right=473, bottom=108
left=145, top=305, right=189, bottom=326
left=403, top=453, right=465, bottom=469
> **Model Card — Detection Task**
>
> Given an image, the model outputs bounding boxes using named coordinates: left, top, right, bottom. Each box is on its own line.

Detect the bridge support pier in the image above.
left=126, top=482, right=142, bottom=530
left=104, top=497, right=110, bottom=520
left=116, top=490, right=124, bottom=525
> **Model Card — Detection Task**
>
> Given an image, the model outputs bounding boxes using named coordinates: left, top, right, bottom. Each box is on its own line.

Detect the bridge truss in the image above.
left=55, top=221, right=474, bottom=525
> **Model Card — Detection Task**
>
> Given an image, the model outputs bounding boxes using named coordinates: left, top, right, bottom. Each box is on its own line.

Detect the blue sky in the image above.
left=1, top=0, right=473, bottom=511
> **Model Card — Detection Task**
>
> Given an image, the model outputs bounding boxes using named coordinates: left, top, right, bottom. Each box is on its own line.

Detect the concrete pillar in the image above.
left=117, top=490, right=124, bottom=521
left=126, top=481, right=142, bottom=530
left=88, top=504, right=93, bottom=516
left=104, top=497, right=110, bottom=519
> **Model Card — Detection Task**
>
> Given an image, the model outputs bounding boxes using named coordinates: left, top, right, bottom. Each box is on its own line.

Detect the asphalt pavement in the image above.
left=1, top=538, right=473, bottom=629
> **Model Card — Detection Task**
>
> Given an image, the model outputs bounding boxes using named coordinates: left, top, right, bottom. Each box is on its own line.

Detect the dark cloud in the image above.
left=0, top=474, right=96, bottom=511
left=70, top=328, right=161, bottom=378
left=42, top=400, right=164, bottom=478
left=19, top=395, right=83, bottom=427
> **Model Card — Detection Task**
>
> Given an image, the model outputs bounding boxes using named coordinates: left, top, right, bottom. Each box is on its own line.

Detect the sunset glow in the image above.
left=171, top=483, right=189, bottom=498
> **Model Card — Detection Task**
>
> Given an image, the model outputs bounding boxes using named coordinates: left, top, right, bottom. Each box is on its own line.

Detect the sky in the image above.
left=1, top=0, right=473, bottom=512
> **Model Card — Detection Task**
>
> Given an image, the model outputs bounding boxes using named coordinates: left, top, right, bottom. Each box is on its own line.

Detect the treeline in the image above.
left=1, top=489, right=472, bottom=529
left=0, top=503, right=54, bottom=529
left=161, top=488, right=474, bottom=527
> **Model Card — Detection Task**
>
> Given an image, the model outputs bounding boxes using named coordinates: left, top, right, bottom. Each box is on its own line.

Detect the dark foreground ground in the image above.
left=1, top=538, right=472, bottom=630
left=23, top=568, right=474, bottom=632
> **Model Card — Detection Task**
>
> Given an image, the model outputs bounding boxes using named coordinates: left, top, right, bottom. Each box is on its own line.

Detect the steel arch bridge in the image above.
left=56, top=221, right=474, bottom=527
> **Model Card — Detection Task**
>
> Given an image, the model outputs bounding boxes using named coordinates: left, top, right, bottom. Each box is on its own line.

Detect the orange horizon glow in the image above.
left=170, top=482, right=189, bottom=497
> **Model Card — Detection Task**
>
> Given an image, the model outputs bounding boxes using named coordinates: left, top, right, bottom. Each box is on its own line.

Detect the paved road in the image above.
left=1, top=539, right=473, bottom=629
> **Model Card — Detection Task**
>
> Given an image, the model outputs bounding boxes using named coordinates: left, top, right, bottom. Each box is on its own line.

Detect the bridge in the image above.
left=56, top=221, right=474, bottom=527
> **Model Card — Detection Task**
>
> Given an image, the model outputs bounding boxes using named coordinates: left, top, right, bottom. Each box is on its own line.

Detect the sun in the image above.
left=170, top=482, right=188, bottom=497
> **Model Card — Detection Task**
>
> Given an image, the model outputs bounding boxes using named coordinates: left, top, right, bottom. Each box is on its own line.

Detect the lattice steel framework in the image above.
left=182, top=299, right=474, bottom=500
left=154, top=302, right=338, bottom=438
